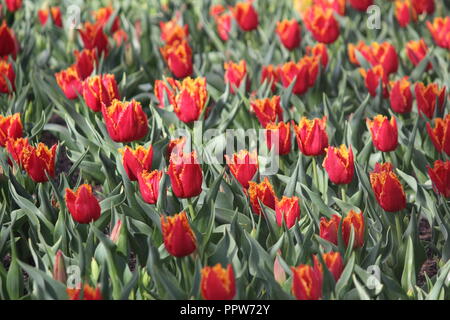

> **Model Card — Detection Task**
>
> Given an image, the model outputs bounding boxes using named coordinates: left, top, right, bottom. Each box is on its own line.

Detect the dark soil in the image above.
left=417, top=218, right=438, bottom=287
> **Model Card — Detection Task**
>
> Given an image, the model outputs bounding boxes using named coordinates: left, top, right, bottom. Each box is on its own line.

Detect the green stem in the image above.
left=187, top=198, right=196, bottom=221
left=395, top=214, right=403, bottom=246
left=312, top=157, right=319, bottom=191
left=340, top=184, right=347, bottom=202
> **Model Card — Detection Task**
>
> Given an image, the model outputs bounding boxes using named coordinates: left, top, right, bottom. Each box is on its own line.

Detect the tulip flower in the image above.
left=342, top=210, right=365, bottom=248
left=109, top=219, right=122, bottom=243
left=348, top=41, right=398, bottom=75
left=201, top=264, right=236, bottom=300
left=293, top=116, right=328, bottom=156
left=154, top=78, right=179, bottom=108
left=266, top=121, right=292, bottom=155
left=83, top=74, right=120, bottom=112
left=6, top=137, right=29, bottom=165
left=0, top=21, right=18, bottom=59
left=322, top=145, right=354, bottom=185
left=160, top=40, right=193, bottom=78
left=102, top=99, right=148, bottom=143
left=406, top=39, right=431, bottom=69
left=53, top=250, right=67, bottom=283
left=349, top=0, right=373, bottom=11
left=38, top=7, right=63, bottom=27
left=168, top=151, right=203, bottom=198
left=248, top=177, right=277, bottom=215
left=395, top=0, right=417, bottom=27
left=274, top=254, right=286, bottom=284
left=225, top=149, right=258, bottom=189
left=389, top=77, right=412, bottom=114
left=427, top=160, right=450, bottom=198
left=319, top=214, right=341, bottom=245
left=74, top=49, right=98, bottom=80
left=261, top=65, right=280, bottom=92
left=426, top=17, right=450, bottom=50
left=19, top=142, right=57, bottom=183
left=415, top=82, right=446, bottom=119
left=320, top=252, right=344, bottom=281
left=167, top=136, right=187, bottom=158
left=210, top=5, right=232, bottom=41
left=137, top=169, right=162, bottom=204
left=173, top=77, right=208, bottom=123
left=366, top=115, right=398, bottom=152
left=314, top=0, right=346, bottom=15
left=291, top=264, right=323, bottom=300
left=65, top=184, right=101, bottom=224
left=119, top=145, right=153, bottom=181
left=303, top=6, right=339, bottom=44
left=67, top=285, right=102, bottom=300
left=300, top=55, right=320, bottom=87
left=359, top=65, right=389, bottom=98
left=161, top=211, right=197, bottom=257
left=232, top=2, right=259, bottom=31
left=426, top=115, right=450, bottom=156
left=279, top=61, right=310, bottom=95
left=0, top=113, right=22, bottom=147
left=93, top=6, right=120, bottom=33
left=0, top=59, right=15, bottom=94
left=55, top=66, right=83, bottom=100
left=411, top=0, right=434, bottom=14
left=306, top=43, right=328, bottom=69
left=250, top=96, right=283, bottom=128
left=79, top=22, right=109, bottom=56
left=224, top=60, right=248, bottom=94
left=276, top=19, right=301, bottom=51
left=160, top=17, right=189, bottom=45
left=370, top=162, right=406, bottom=212
left=275, top=196, right=300, bottom=228
left=5, top=0, right=21, bottom=12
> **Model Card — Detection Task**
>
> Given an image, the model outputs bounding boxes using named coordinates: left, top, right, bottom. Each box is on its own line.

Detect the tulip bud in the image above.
left=82, top=74, right=120, bottom=112
left=5, top=0, right=21, bottom=12
left=201, top=264, right=236, bottom=300
left=0, top=21, right=18, bottom=59
left=274, top=253, right=286, bottom=284
left=279, top=61, right=310, bottom=95
left=411, top=0, right=434, bottom=14
left=250, top=96, right=283, bottom=128
left=160, top=40, right=193, bottom=79
left=395, top=0, right=417, bottom=28
left=154, top=78, right=179, bottom=108
left=161, top=211, right=197, bottom=257
left=291, top=264, right=323, bottom=300
left=306, top=43, right=328, bottom=69
left=319, top=214, right=341, bottom=245
left=55, top=66, right=82, bottom=100
left=303, top=6, right=339, bottom=44
left=406, top=39, right=431, bottom=70
left=78, top=22, right=109, bottom=57
left=293, top=116, right=328, bottom=156
left=102, top=99, right=148, bottom=143
left=224, top=60, right=248, bottom=94
left=323, top=145, right=354, bottom=185
left=109, top=219, right=122, bottom=243
left=321, top=252, right=344, bottom=281
left=342, top=210, right=365, bottom=248
left=67, top=284, right=102, bottom=300
left=173, top=77, right=208, bottom=123
left=6, top=137, right=29, bottom=165
left=275, top=196, right=300, bottom=228
left=276, top=19, right=301, bottom=51
left=348, top=42, right=398, bottom=75
left=20, top=142, right=57, bottom=182
left=266, top=121, right=291, bottom=155
left=366, top=115, right=398, bottom=152
left=349, top=0, right=373, bottom=11
left=168, top=151, right=203, bottom=198
left=65, top=184, right=101, bottom=224
left=415, top=82, right=446, bottom=119
left=427, top=160, right=450, bottom=198
left=261, top=65, right=280, bottom=92
left=119, top=145, right=153, bottom=181
left=137, top=169, right=162, bottom=204
left=38, top=7, right=63, bottom=28
left=160, top=17, right=189, bottom=45
left=74, top=49, right=98, bottom=80
left=0, top=113, right=22, bottom=147
left=389, top=77, right=413, bottom=114
left=370, top=162, right=406, bottom=212
left=232, top=2, right=259, bottom=31
left=94, top=6, right=120, bottom=34
left=167, top=136, right=187, bottom=158
left=426, top=115, right=450, bottom=157
left=53, top=250, right=67, bottom=283
left=426, top=17, right=450, bottom=50
left=225, top=149, right=258, bottom=189
left=359, top=65, right=389, bottom=98
left=0, top=59, right=15, bottom=94
left=248, top=177, right=277, bottom=215
left=214, top=11, right=232, bottom=42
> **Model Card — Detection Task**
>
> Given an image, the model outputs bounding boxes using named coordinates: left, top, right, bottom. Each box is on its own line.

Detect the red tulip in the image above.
left=266, top=121, right=291, bottom=155
left=21, top=142, right=57, bottom=183
left=319, top=252, right=344, bottom=281
left=112, top=29, right=128, bottom=46
left=275, top=196, right=300, bottom=228
left=389, top=77, right=412, bottom=114
left=415, top=82, right=446, bottom=119
left=395, top=0, right=417, bottom=27
left=366, top=115, right=398, bottom=152
left=160, top=17, right=189, bottom=45
left=225, top=149, right=258, bottom=189
left=301, top=55, right=320, bottom=87
left=319, top=214, right=341, bottom=245
left=359, top=65, right=389, bottom=98
left=427, top=17, right=450, bottom=50
left=261, top=64, right=280, bottom=92
left=306, top=43, right=328, bottom=69
left=210, top=5, right=232, bottom=41
left=276, top=19, right=301, bottom=51
left=154, top=77, right=179, bottom=108
left=224, top=60, right=248, bottom=94
left=6, top=137, right=29, bottom=165
left=74, top=49, right=98, bottom=80
left=342, top=210, right=365, bottom=248
left=323, top=145, right=354, bottom=185
left=79, top=22, right=109, bottom=56
left=119, top=145, right=153, bottom=181
left=38, top=7, right=63, bottom=28
left=137, top=169, right=162, bottom=204
left=65, top=184, right=101, bottom=224
left=0, top=59, right=15, bottom=94
left=348, top=41, right=398, bottom=75
left=55, top=66, right=82, bottom=100
left=411, top=0, right=435, bottom=14
left=406, top=39, right=431, bottom=70
left=101, top=99, right=148, bottom=143
left=291, top=264, right=323, bottom=300
left=0, top=21, right=18, bottom=59
left=93, top=6, right=120, bottom=34
left=160, top=211, right=197, bottom=257
left=5, top=0, right=21, bottom=12
left=160, top=40, right=193, bottom=79
left=82, top=74, right=120, bottom=112
left=201, top=264, right=236, bottom=300
left=303, top=6, right=339, bottom=44
left=167, top=136, right=187, bottom=158
left=427, top=160, right=450, bottom=198
left=67, top=285, right=102, bottom=300
left=349, top=0, right=373, bottom=11
left=426, top=115, right=450, bottom=157
left=0, top=113, right=22, bottom=147
left=250, top=96, right=283, bottom=128
left=370, top=162, right=406, bottom=212
left=248, top=177, right=277, bottom=215
left=293, top=116, right=328, bottom=156
left=173, top=77, right=208, bottom=123
left=232, top=2, right=259, bottom=31
left=168, top=151, right=203, bottom=198
left=279, top=61, right=310, bottom=95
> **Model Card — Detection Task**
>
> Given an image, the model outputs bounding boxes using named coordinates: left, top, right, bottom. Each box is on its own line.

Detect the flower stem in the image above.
left=395, top=214, right=403, bottom=246
left=187, top=198, right=196, bottom=221
left=312, top=157, right=319, bottom=191
left=340, top=184, right=347, bottom=202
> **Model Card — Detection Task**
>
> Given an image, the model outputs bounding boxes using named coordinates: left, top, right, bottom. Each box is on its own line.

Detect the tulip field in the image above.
left=1, top=0, right=450, bottom=302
